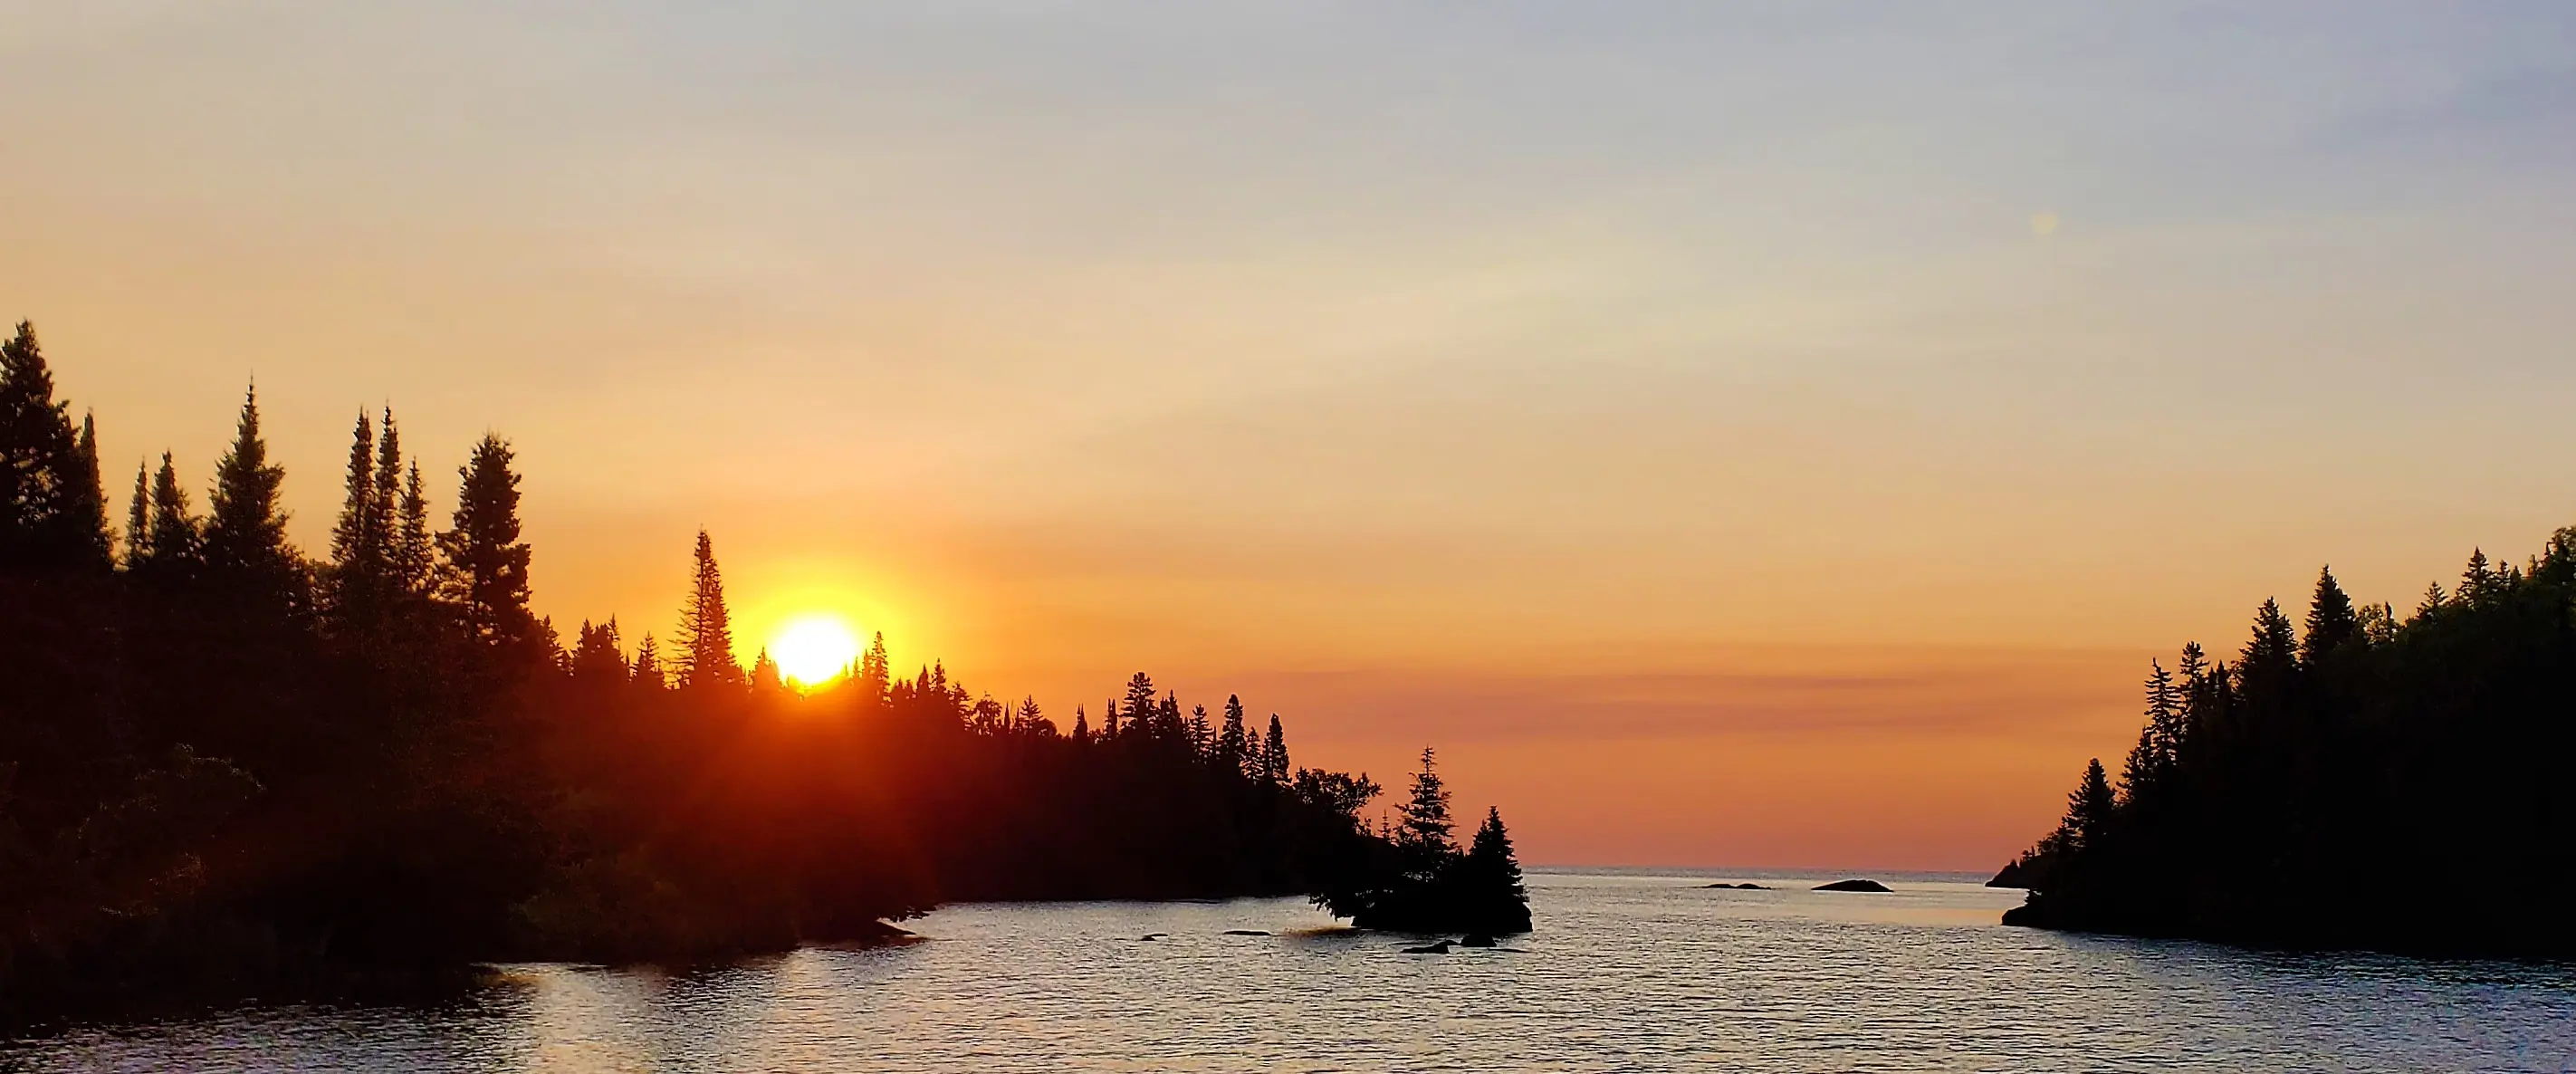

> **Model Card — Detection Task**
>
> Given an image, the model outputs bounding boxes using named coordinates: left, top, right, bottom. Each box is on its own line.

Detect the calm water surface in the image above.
left=9, top=869, right=2574, bottom=1072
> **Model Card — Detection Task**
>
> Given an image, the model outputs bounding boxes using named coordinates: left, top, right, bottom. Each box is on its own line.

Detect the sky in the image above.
left=6, top=2, right=2576, bottom=870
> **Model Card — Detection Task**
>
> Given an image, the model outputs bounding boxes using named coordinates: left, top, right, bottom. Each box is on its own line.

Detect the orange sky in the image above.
left=9, top=5, right=2576, bottom=869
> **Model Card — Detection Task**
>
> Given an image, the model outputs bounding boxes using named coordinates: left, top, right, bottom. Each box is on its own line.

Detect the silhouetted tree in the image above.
left=0, top=322, right=106, bottom=571
left=1218, top=695, right=1251, bottom=776
left=1261, top=715, right=1290, bottom=783
left=200, top=386, right=304, bottom=610
left=2301, top=566, right=2359, bottom=665
left=631, top=632, right=666, bottom=690
left=674, top=529, right=742, bottom=689
left=436, top=435, right=537, bottom=653
left=136, top=452, right=201, bottom=578
left=751, top=648, right=784, bottom=694
left=571, top=619, right=627, bottom=684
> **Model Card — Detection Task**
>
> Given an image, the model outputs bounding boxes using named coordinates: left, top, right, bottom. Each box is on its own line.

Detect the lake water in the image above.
left=9, top=869, right=2575, bottom=1072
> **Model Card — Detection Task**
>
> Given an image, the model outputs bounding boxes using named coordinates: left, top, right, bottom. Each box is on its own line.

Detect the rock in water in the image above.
left=1813, top=878, right=1892, bottom=893
left=1460, top=934, right=1497, bottom=948
left=1221, top=930, right=1271, bottom=936
left=1702, top=882, right=1769, bottom=889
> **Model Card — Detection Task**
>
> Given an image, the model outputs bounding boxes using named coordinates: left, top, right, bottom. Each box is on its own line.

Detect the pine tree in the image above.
left=326, top=411, right=384, bottom=624
left=329, top=411, right=376, bottom=572
left=395, top=460, right=433, bottom=594
left=371, top=408, right=402, bottom=562
left=2461, top=549, right=2497, bottom=607
left=202, top=383, right=303, bottom=606
left=1396, top=747, right=1456, bottom=858
left=139, top=452, right=201, bottom=577
left=2067, top=758, right=2116, bottom=855
left=1121, top=673, right=1159, bottom=741
left=2241, top=598, right=2298, bottom=678
left=1465, top=806, right=1528, bottom=923
left=0, top=321, right=93, bottom=570
left=674, top=529, right=742, bottom=688
left=631, top=632, right=666, bottom=690
left=1218, top=695, right=1251, bottom=778
left=751, top=648, right=784, bottom=694
left=63, top=413, right=110, bottom=569
left=1071, top=705, right=1091, bottom=745
left=2301, top=566, right=2359, bottom=665
left=856, top=631, right=890, bottom=705
left=2121, top=660, right=2184, bottom=801
left=1261, top=714, right=1290, bottom=783
left=436, top=434, right=537, bottom=652
left=1188, top=705, right=1214, bottom=758
left=571, top=618, right=627, bottom=683
left=123, top=461, right=148, bottom=569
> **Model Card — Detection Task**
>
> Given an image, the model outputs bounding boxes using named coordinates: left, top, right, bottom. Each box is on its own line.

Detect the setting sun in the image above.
left=771, top=614, right=860, bottom=687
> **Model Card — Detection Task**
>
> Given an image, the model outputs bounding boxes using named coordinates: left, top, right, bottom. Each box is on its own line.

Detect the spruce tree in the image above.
left=2067, top=758, right=2116, bottom=855
left=856, top=631, right=891, bottom=705
left=631, top=632, right=666, bottom=690
left=326, top=411, right=383, bottom=624
left=2301, top=567, right=2359, bottom=666
left=2241, top=599, right=2298, bottom=678
left=395, top=460, right=433, bottom=594
left=571, top=618, right=627, bottom=683
left=329, top=411, right=375, bottom=572
left=64, top=413, right=110, bottom=569
left=1071, top=705, right=1091, bottom=744
left=436, top=434, right=537, bottom=652
left=140, top=452, right=201, bottom=576
left=751, top=648, right=784, bottom=694
left=1218, top=695, right=1251, bottom=778
left=201, top=384, right=303, bottom=607
left=674, top=529, right=742, bottom=688
left=1465, top=806, right=1529, bottom=922
left=0, top=321, right=91, bottom=570
left=1261, top=714, right=1290, bottom=783
left=371, top=408, right=402, bottom=561
left=123, top=461, right=149, bottom=569
left=1396, top=746, right=1457, bottom=858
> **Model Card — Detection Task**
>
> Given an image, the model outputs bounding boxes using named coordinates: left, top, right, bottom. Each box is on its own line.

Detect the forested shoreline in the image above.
left=0, top=321, right=1527, bottom=1028
left=2000, top=533, right=2576, bottom=958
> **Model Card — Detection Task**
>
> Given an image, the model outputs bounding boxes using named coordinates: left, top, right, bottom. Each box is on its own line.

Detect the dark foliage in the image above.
left=1312, top=749, right=1533, bottom=935
left=1999, top=551, right=2576, bottom=958
left=0, top=324, right=1520, bottom=1026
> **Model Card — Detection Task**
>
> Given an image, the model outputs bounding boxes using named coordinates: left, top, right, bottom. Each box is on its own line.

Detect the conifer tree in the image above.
left=1261, top=714, right=1290, bottom=783
left=123, top=461, right=149, bottom=568
left=2461, top=549, right=2496, bottom=607
left=2301, top=567, right=2359, bottom=665
left=674, top=529, right=742, bottom=688
left=394, top=460, right=433, bottom=594
left=2241, top=598, right=2298, bottom=679
left=751, top=648, right=784, bottom=694
left=1465, top=806, right=1527, bottom=909
left=436, top=434, right=537, bottom=652
left=2066, top=758, right=2116, bottom=855
left=1188, top=705, right=1213, bottom=758
left=631, top=632, right=666, bottom=690
left=1396, top=747, right=1457, bottom=859
left=64, top=413, right=110, bottom=569
left=326, top=411, right=386, bottom=624
left=856, top=631, right=891, bottom=705
left=202, top=384, right=303, bottom=606
left=571, top=618, right=627, bottom=683
left=1218, top=695, right=1251, bottom=778
left=1121, top=673, right=1159, bottom=741
left=1071, top=705, right=1091, bottom=745
left=329, top=411, right=376, bottom=571
left=139, top=452, right=201, bottom=576
left=371, top=408, right=402, bottom=560
left=0, top=321, right=92, bottom=570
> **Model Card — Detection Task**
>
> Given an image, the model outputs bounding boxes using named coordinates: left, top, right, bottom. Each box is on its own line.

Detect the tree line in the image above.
left=0, top=321, right=1528, bottom=1026
left=1999, top=532, right=2576, bottom=957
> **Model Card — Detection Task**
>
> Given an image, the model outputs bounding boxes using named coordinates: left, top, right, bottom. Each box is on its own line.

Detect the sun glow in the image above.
left=771, top=614, right=861, bottom=688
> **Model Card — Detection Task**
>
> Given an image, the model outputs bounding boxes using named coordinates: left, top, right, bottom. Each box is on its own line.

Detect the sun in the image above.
left=771, top=613, right=860, bottom=688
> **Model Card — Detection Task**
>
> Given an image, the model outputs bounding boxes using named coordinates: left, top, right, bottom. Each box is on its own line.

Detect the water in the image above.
left=10, top=869, right=2575, bottom=1072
